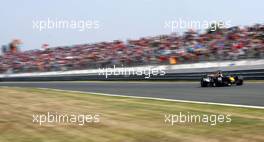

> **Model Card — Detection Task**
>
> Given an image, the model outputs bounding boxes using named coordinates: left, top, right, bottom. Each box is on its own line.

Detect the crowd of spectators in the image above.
left=0, top=24, right=264, bottom=73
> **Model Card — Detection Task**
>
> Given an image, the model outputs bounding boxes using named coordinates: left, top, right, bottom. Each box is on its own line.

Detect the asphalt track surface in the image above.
left=0, top=81, right=263, bottom=107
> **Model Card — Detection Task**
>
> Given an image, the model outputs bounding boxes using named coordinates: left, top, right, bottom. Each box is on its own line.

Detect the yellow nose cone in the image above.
left=229, top=77, right=235, bottom=82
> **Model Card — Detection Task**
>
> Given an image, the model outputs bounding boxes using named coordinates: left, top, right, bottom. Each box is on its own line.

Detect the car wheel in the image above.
left=201, top=81, right=207, bottom=87
left=236, top=80, right=243, bottom=86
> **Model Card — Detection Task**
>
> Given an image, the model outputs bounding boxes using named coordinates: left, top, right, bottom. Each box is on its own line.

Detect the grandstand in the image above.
left=0, top=24, right=263, bottom=74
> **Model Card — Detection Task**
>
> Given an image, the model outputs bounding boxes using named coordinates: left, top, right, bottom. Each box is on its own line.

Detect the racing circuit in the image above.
left=0, top=81, right=263, bottom=107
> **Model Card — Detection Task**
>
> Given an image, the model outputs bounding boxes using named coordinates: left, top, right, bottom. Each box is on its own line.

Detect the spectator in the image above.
left=0, top=24, right=263, bottom=73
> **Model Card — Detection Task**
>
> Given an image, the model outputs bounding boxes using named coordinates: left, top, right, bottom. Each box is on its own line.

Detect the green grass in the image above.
left=0, top=87, right=263, bottom=142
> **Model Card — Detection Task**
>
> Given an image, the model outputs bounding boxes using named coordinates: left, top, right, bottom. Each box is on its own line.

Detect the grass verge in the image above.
left=0, top=87, right=263, bottom=142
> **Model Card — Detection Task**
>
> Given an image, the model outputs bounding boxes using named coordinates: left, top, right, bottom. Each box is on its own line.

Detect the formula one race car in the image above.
left=201, top=71, right=243, bottom=87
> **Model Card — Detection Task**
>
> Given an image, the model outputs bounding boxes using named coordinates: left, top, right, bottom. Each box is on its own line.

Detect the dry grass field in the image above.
left=0, top=87, right=263, bottom=142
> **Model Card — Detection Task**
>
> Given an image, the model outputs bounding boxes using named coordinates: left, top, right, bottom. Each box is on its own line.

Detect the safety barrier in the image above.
left=1, top=59, right=264, bottom=81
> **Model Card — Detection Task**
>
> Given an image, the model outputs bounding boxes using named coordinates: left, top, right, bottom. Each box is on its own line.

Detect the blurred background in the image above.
left=0, top=0, right=263, bottom=73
